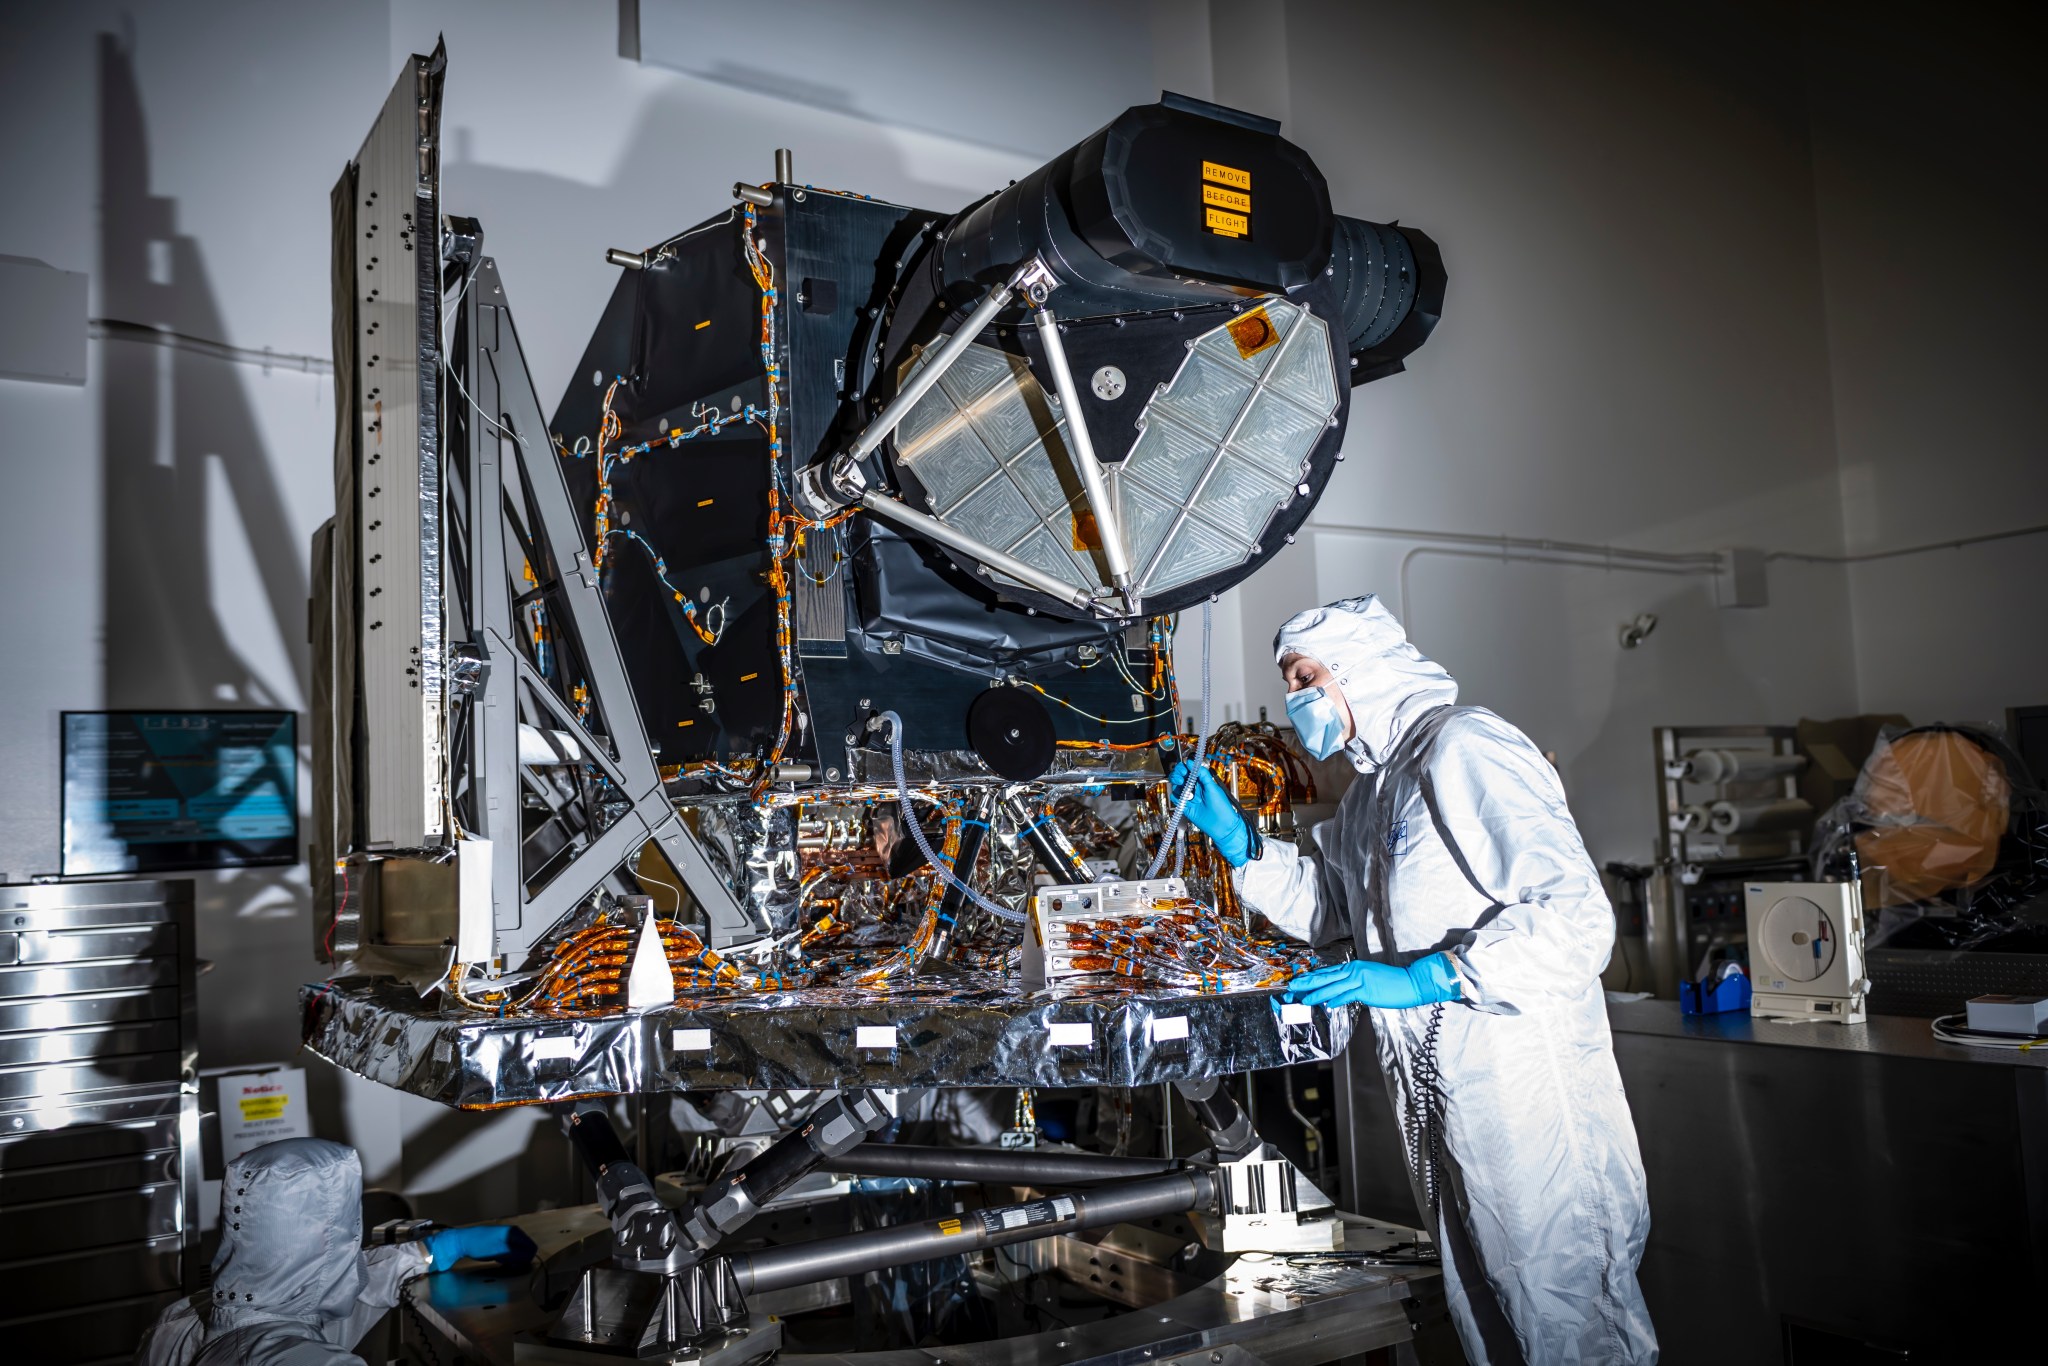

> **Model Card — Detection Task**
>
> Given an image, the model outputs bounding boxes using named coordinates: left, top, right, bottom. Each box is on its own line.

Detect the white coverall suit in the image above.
left=135, top=1138, right=428, bottom=1366
left=1239, top=597, right=1657, bottom=1364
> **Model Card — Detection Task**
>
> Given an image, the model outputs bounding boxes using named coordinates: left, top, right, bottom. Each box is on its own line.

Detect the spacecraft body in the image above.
left=296, top=44, right=1451, bottom=1364
left=303, top=45, right=1444, bottom=1105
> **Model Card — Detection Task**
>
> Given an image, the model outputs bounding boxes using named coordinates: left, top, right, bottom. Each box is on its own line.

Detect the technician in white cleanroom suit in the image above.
left=134, top=1137, right=535, bottom=1365
left=1172, top=596, right=1656, bottom=1365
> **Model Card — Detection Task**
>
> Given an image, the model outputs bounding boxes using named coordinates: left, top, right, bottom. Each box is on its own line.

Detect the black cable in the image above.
left=398, top=1283, right=445, bottom=1366
left=1406, top=1003, right=1447, bottom=1221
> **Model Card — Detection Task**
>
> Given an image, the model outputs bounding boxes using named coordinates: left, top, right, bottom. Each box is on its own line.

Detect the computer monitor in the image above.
left=61, top=711, right=298, bottom=876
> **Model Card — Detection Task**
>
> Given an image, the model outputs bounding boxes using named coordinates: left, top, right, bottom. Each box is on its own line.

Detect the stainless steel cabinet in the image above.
left=0, top=880, right=199, bottom=1364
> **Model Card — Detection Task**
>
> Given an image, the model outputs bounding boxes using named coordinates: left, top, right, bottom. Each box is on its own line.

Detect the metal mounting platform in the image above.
left=300, top=977, right=1354, bottom=1106
left=401, top=1204, right=1441, bottom=1366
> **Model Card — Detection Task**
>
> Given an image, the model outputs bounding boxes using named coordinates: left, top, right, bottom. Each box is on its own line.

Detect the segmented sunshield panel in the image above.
left=1117, top=300, right=1338, bottom=593
left=892, top=298, right=1338, bottom=600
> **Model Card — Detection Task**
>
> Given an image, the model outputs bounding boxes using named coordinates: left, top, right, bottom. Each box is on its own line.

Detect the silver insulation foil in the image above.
left=299, top=978, right=1354, bottom=1108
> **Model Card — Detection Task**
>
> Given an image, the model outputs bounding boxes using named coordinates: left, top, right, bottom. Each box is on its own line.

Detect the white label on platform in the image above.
left=856, top=1025, right=898, bottom=1049
left=531, top=1035, right=579, bottom=1060
left=1149, top=1015, right=1190, bottom=1042
left=673, top=1028, right=713, bottom=1052
left=1047, top=1021, right=1093, bottom=1048
left=1279, top=1001, right=1312, bottom=1025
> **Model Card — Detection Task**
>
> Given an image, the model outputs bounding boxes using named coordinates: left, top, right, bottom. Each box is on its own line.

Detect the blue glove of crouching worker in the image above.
left=424, top=1223, right=539, bottom=1271
left=1166, top=760, right=1260, bottom=867
left=1283, top=954, right=1463, bottom=1010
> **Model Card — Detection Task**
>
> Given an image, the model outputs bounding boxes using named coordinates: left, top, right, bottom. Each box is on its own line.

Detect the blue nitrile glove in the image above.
left=425, top=1223, right=538, bottom=1271
left=1282, top=954, right=1462, bottom=1010
left=1168, top=760, right=1255, bottom=867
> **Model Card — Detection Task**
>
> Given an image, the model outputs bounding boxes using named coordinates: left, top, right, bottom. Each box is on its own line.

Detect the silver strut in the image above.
left=1031, top=305, right=1138, bottom=615
left=798, top=256, right=1127, bottom=619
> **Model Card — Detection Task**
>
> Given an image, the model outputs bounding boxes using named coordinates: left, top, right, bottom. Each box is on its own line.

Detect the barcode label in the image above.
left=673, top=1028, right=712, bottom=1052
left=1047, top=1021, right=1093, bottom=1048
left=856, top=1025, right=898, bottom=1049
left=1149, top=1015, right=1189, bottom=1042
left=1279, top=1001, right=1312, bottom=1025
left=531, top=1035, right=578, bottom=1060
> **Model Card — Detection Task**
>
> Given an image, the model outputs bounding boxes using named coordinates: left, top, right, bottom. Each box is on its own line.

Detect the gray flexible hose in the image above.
left=1145, top=598, right=1213, bottom=880
left=882, top=711, right=1025, bottom=922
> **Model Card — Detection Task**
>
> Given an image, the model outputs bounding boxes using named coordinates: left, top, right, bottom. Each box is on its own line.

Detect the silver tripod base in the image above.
left=520, top=1263, right=778, bottom=1364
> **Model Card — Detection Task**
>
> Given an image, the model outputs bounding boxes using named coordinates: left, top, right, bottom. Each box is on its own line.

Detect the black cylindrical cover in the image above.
left=939, top=97, right=1333, bottom=316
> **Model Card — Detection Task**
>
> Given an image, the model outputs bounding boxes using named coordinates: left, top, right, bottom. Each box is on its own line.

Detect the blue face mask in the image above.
left=1286, top=685, right=1350, bottom=760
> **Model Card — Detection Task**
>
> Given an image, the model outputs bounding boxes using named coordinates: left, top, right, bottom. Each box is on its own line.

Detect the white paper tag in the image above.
left=531, top=1035, right=579, bottom=1060
left=1002, top=1207, right=1030, bottom=1229
left=1149, top=1015, right=1190, bottom=1042
left=1279, top=1001, right=1312, bottom=1026
left=1052, top=1196, right=1076, bottom=1219
left=456, top=838, right=494, bottom=965
left=856, top=1025, right=898, bottom=1049
left=1046, top=1021, right=1093, bottom=1048
left=673, top=1028, right=713, bottom=1052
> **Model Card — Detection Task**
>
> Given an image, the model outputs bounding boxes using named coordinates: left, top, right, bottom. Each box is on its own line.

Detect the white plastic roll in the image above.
left=518, top=723, right=584, bottom=766
left=1682, top=749, right=1807, bottom=784
left=1669, top=804, right=1712, bottom=834
left=1708, top=798, right=1814, bottom=836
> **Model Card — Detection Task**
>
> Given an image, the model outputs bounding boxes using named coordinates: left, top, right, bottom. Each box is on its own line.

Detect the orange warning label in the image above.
left=1202, top=183, right=1251, bottom=214
left=1204, top=206, right=1249, bottom=238
left=1227, top=307, right=1281, bottom=360
left=1071, top=508, right=1102, bottom=553
left=938, top=1218, right=965, bottom=1237
left=1202, top=160, right=1251, bottom=191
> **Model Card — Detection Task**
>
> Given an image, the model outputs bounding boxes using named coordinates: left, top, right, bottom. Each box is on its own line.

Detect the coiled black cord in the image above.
left=1405, top=1002, right=1447, bottom=1219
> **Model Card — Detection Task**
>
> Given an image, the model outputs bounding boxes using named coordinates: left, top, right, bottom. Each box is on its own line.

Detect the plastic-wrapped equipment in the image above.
left=1852, top=729, right=2011, bottom=904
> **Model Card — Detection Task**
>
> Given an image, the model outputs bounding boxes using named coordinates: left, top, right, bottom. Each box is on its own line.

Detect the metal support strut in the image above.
left=1175, top=1076, right=1261, bottom=1159
left=1031, top=305, right=1138, bottom=614
left=798, top=257, right=1125, bottom=618
left=728, top=1168, right=1218, bottom=1295
left=675, top=1089, right=893, bottom=1256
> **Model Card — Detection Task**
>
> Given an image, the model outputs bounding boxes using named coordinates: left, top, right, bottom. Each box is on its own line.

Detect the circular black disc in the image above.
left=966, top=687, right=1057, bottom=782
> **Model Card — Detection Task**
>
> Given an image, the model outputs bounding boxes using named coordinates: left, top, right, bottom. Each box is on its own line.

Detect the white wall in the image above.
left=1802, top=1, right=2048, bottom=728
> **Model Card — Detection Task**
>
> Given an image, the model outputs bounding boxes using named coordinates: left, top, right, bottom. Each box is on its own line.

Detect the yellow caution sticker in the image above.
left=1202, top=183, right=1251, bottom=214
left=1204, top=206, right=1249, bottom=238
left=1202, top=160, right=1251, bottom=191
left=238, top=1095, right=289, bottom=1122
left=1227, top=307, right=1281, bottom=361
left=938, top=1218, right=965, bottom=1237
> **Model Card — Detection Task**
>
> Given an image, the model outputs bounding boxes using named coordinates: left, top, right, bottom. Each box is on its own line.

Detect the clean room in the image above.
left=1, top=2, right=2042, bottom=1363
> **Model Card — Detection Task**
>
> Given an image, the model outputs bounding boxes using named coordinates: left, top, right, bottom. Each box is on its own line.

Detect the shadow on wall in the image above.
left=96, top=31, right=316, bottom=1071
